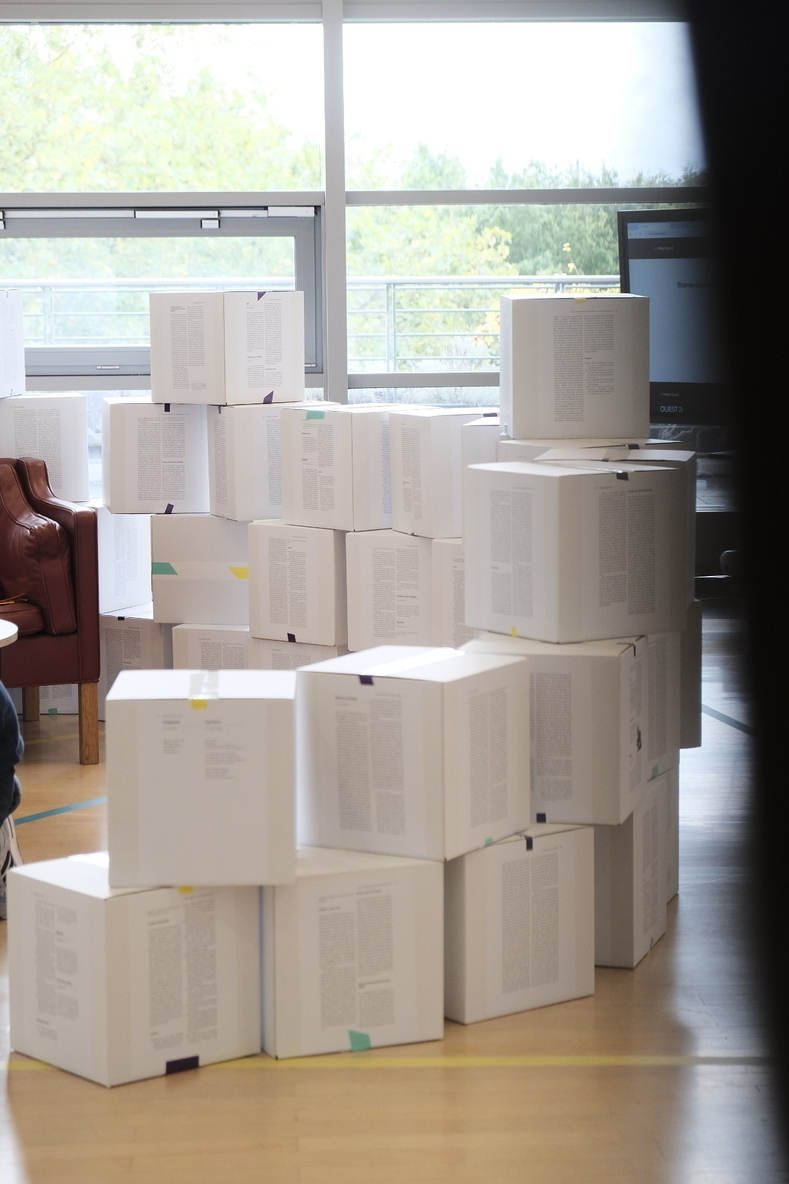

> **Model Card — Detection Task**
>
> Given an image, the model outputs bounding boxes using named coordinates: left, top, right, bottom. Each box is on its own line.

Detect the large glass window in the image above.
left=342, top=20, right=707, bottom=392
left=345, top=201, right=702, bottom=377
left=2, top=207, right=322, bottom=382
left=344, top=22, right=704, bottom=190
left=1, top=13, right=710, bottom=407
left=8, top=235, right=294, bottom=349
left=0, top=24, right=324, bottom=193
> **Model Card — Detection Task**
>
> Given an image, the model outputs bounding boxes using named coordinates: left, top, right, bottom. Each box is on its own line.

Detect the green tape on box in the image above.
left=306, top=409, right=325, bottom=420
left=153, top=561, right=248, bottom=581
left=47, top=708, right=58, bottom=715
left=348, top=1030, right=372, bottom=1051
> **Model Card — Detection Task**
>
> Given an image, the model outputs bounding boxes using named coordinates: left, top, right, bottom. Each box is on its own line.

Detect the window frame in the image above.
left=0, top=195, right=324, bottom=389
left=0, top=5, right=708, bottom=404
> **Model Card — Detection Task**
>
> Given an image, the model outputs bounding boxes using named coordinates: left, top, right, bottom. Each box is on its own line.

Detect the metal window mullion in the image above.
left=322, top=0, right=349, bottom=403
left=292, top=215, right=322, bottom=371
left=0, top=193, right=324, bottom=212
left=342, top=1, right=685, bottom=18
left=10, top=207, right=324, bottom=381
left=345, top=186, right=709, bottom=206
left=347, top=372, right=499, bottom=388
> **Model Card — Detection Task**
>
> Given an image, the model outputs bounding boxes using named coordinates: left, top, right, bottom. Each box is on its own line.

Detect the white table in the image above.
left=0, top=619, right=19, bottom=648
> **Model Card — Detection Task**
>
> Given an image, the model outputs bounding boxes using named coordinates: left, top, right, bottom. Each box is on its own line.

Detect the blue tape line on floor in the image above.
left=701, top=704, right=755, bottom=736
left=15, top=796, right=107, bottom=825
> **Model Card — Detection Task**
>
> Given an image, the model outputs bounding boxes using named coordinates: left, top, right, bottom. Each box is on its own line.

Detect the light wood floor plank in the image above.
left=1, top=615, right=786, bottom=1183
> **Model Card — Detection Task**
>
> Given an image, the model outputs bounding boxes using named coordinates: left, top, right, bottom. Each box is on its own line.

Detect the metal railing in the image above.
left=12, top=272, right=619, bottom=373
left=15, top=276, right=295, bottom=347
left=346, top=274, right=619, bottom=371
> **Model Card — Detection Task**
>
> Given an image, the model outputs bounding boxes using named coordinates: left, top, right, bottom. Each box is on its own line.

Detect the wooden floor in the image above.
left=2, top=611, right=786, bottom=1183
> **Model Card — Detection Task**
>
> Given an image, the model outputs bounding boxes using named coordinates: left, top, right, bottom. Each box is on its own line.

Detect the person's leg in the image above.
left=0, top=775, right=23, bottom=920
left=10, top=773, right=21, bottom=814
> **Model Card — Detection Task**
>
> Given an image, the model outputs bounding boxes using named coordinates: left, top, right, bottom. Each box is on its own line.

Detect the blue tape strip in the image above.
left=15, top=796, right=107, bottom=826
left=701, top=704, right=755, bottom=736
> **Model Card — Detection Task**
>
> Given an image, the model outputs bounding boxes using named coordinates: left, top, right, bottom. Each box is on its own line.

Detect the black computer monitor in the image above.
left=618, top=207, right=731, bottom=426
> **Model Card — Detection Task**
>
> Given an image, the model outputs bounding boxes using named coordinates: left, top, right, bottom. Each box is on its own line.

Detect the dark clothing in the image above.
left=0, top=680, right=23, bottom=824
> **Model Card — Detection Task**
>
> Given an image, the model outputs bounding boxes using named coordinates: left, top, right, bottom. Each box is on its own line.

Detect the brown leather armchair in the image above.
left=0, top=456, right=100, bottom=764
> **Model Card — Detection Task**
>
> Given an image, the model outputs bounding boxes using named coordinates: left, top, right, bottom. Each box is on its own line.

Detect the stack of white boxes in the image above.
left=244, top=401, right=449, bottom=1059
left=345, top=406, right=487, bottom=652
left=8, top=291, right=447, bottom=1075
left=0, top=290, right=26, bottom=399
left=1, top=291, right=96, bottom=711
left=245, top=402, right=359, bottom=667
left=8, top=668, right=297, bottom=1085
left=98, top=291, right=317, bottom=680
left=459, top=292, right=692, bottom=970
left=7, top=288, right=699, bottom=1083
left=6, top=288, right=315, bottom=1083
left=291, top=642, right=532, bottom=1047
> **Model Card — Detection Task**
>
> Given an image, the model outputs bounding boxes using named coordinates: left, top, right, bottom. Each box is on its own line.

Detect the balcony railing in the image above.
left=13, top=272, right=619, bottom=374
left=346, top=274, right=619, bottom=372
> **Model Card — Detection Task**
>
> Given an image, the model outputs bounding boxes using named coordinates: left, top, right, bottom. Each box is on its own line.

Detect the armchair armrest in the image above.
left=16, top=457, right=100, bottom=678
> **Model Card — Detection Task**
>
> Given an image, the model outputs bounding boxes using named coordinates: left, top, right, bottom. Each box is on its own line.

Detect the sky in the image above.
left=343, top=22, right=706, bottom=184
left=206, top=21, right=705, bottom=185
left=70, top=20, right=706, bottom=188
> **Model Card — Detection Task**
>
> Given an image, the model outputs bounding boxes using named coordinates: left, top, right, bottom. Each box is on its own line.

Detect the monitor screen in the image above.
left=618, top=207, right=731, bottom=426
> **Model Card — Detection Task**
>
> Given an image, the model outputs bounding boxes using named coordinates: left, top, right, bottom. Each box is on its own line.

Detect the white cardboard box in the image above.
left=8, top=854, right=260, bottom=1087
left=262, top=846, right=443, bottom=1059
left=297, top=645, right=530, bottom=862
left=281, top=404, right=396, bottom=532
left=102, top=397, right=209, bottom=515
left=172, top=628, right=346, bottom=671
left=92, top=500, right=152, bottom=614
left=444, top=824, right=594, bottom=1024
left=461, top=414, right=501, bottom=469
left=0, top=290, right=25, bottom=398
left=208, top=402, right=337, bottom=524
left=390, top=407, right=484, bottom=539
left=465, top=632, right=680, bottom=825
left=248, top=637, right=347, bottom=670
left=346, top=529, right=433, bottom=652
left=151, top=513, right=250, bottom=625
left=107, top=668, right=296, bottom=887
left=496, top=437, right=677, bottom=464
left=593, top=778, right=668, bottom=968
left=98, top=604, right=172, bottom=721
left=172, top=623, right=249, bottom=670
left=680, top=599, right=702, bottom=749
left=498, top=293, right=650, bottom=440
left=38, top=684, right=79, bottom=715
left=656, top=765, right=680, bottom=903
left=536, top=447, right=698, bottom=606
left=461, top=414, right=501, bottom=535
left=223, top=291, right=304, bottom=404
left=0, top=393, right=89, bottom=501
left=150, top=290, right=305, bottom=405
left=248, top=520, right=347, bottom=646
left=150, top=291, right=224, bottom=404
left=464, top=460, right=687, bottom=643
left=431, top=538, right=478, bottom=649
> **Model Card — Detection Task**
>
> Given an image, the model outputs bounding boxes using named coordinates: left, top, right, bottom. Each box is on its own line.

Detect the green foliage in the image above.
left=1, top=26, right=706, bottom=368
left=347, top=204, right=514, bottom=278
left=0, top=26, right=321, bottom=192
left=481, top=158, right=709, bottom=276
